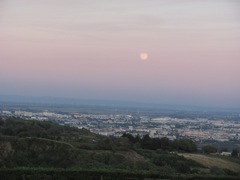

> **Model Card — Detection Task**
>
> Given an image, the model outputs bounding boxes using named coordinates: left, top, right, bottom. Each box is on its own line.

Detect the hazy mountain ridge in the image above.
left=1, top=95, right=239, bottom=113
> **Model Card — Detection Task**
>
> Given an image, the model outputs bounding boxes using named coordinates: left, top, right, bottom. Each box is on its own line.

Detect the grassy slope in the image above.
left=0, top=117, right=152, bottom=171
left=179, top=153, right=240, bottom=172
left=1, top=117, right=240, bottom=178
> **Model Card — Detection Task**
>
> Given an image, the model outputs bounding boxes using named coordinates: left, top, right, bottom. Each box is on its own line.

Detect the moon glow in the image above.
left=140, top=52, right=148, bottom=60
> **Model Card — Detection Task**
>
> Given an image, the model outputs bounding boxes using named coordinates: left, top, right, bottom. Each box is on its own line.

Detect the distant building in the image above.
left=220, top=152, right=231, bottom=156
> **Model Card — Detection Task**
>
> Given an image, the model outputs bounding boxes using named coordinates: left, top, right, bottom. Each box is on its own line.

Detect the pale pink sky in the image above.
left=0, top=0, right=240, bottom=107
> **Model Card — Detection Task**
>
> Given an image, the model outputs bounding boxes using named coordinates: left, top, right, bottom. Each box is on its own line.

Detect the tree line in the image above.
left=122, top=133, right=197, bottom=152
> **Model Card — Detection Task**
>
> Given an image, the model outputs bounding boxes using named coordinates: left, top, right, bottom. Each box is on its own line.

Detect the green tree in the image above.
left=220, top=147, right=228, bottom=153
left=0, top=119, right=4, bottom=126
left=141, top=134, right=152, bottom=149
left=122, top=133, right=134, bottom=143
left=160, top=137, right=170, bottom=150
left=231, top=149, right=239, bottom=157
left=174, top=139, right=197, bottom=152
left=202, top=145, right=217, bottom=154
left=134, top=134, right=141, bottom=143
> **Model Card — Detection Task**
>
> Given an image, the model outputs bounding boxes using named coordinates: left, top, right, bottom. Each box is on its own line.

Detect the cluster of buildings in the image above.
left=150, top=117, right=240, bottom=142
left=1, top=110, right=240, bottom=142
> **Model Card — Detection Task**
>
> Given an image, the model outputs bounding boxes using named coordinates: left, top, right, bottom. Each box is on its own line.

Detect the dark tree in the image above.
left=231, top=149, right=239, bottom=157
left=141, top=134, right=152, bottom=149
left=160, top=137, right=170, bottom=150
left=220, top=147, right=228, bottom=153
left=202, top=145, right=217, bottom=154
left=122, top=133, right=135, bottom=143
left=176, top=139, right=197, bottom=152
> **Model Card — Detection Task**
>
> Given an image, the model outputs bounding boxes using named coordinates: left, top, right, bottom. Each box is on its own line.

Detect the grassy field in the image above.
left=179, top=153, right=240, bottom=173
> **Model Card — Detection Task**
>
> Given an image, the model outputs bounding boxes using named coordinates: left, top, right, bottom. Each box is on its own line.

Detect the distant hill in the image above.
left=1, top=94, right=238, bottom=112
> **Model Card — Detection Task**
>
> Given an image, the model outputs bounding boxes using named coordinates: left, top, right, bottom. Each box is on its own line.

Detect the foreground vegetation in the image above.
left=1, top=168, right=240, bottom=180
left=0, top=117, right=239, bottom=179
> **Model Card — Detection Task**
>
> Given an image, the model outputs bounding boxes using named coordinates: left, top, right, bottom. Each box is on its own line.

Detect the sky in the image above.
left=0, top=0, right=240, bottom=108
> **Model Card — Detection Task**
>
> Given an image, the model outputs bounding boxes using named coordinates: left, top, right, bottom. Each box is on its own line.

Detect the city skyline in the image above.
left=1, top=0, right=240, bottom=108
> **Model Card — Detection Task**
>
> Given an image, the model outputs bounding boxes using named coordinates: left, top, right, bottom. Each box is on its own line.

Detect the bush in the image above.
left=202, top=145, right=217, bottom=154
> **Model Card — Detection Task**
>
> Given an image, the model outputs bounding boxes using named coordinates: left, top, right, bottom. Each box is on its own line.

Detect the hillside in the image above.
left=180, top=153, right=240, bottom=173
left=0, top=117, right=240, bottom=179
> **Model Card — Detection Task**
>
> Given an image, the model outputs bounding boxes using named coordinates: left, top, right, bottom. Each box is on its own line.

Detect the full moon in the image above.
left=140, top=52, right=148, bottom=60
